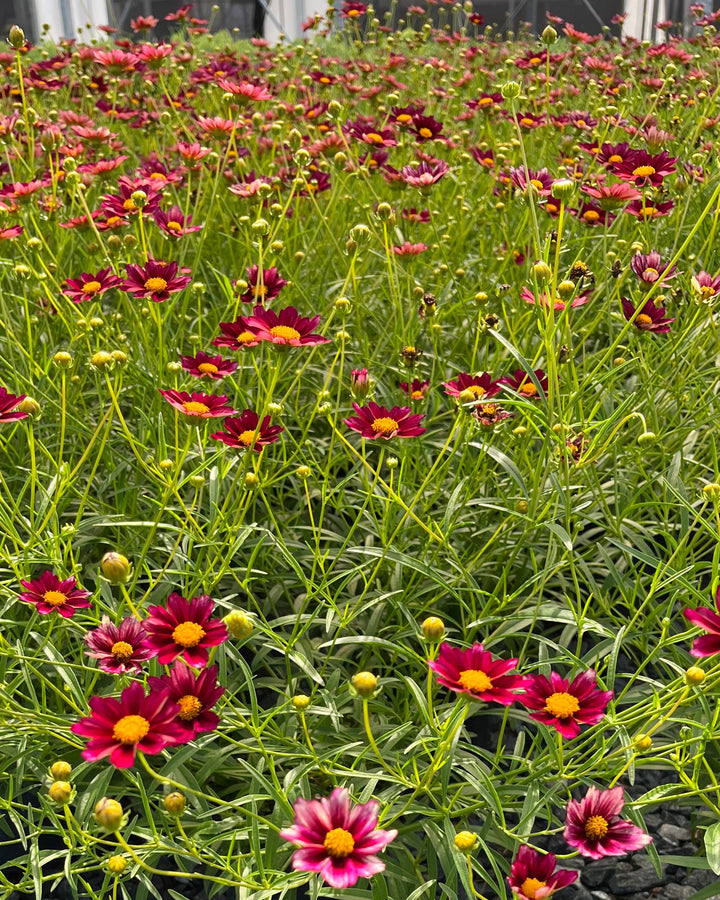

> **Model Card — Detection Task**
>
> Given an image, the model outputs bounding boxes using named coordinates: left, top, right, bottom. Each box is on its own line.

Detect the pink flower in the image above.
left=280, top=787, right=397, bottom=888
left=521, top=670, right=613, bottom=739
left=684, top=586, right=720, bottom=656
left=428, top=642, right=527, bottom=705
left=344, top=402, right=426, bottom=440
left=84, top=616, right=154, bottom=674
left=147, top=663, right=225, bottom=740
left=19, top=571, right=92, bottom=618
left=508, top=845, right=578, bottom=899
left=563, top=786, right=652, bottom=859
left=143, top=593, right=228, bottom=667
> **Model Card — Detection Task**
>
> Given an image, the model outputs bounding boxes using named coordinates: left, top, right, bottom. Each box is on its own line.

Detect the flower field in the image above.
left=4, top=2, right=720, bottom=898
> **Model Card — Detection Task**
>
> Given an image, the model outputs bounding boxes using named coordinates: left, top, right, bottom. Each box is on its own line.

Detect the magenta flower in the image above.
left=621, top=297, right=674, bottom=333
left=500, top=369, right=549, bottom=400
left=179, top=351, right=238, bottom=380
left=521, top=670, right=613, bottom=739
left=428, top=642, right=528, bottom=706
left=240, top=305, right=331, bottom=347
left=510, top=166, right=554, bottom=197
left=159, top=389, right=236, bottom=418
left=239, top=265, right=288, bottom=305
left=691, top=271, right=720, bottom=303
left=143, top=593, right=228, bottom=667
left=210, top=409, right=284, bottom=451
left=443, top=372, right=501, bottom=402
left=344, top=402, right=426, bottom=440
left=154, top=205, right=202, bottom=237
left=147, top=663, right=225, bottom=740
left=212, top=318, right=262, bottom=350
left=521, top=286, right=590, bottom=311
left=280, top=787, right=397, bottom=888
left=122, top=258, right=192, bottom=302
left=401, top=159, right=449, bottom=189
left=0, top=386, right=29, bottom=423
left=564, top=786, right=652, bottom=859
left=84, top=615, right=154, bottom=674
left=630, top=251, right=677, bottom=290
left=684, top=586, right=720, bottom=656
left=508, top=845, right=578, bottom=899
left=62, top=267, right=122, bottom=303
left=19, top=571, right=92, bottom=618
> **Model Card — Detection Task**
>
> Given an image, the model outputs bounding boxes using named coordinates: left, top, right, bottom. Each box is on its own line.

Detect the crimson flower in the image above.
left=179, top=351, right=238, bottom=380
left=508, top=846, right=578, bottom=900
left=84, top=615, right=154, bottom=674
left=143, top=593, right=228, bottom=667
left=122, top=259, right=192, bottom=302
left=0, top=386, right=29, bottom=423
left=564, top=786, right=652, bottom=859
left=624, top=198, right=674, bottom=220
left=684, top=586, right=720, bottom=656
left=621, top=297, right=674, bottom=333
left=510, top=167, right=554, bottom=197
left=521, top=286, right=590, bottom=311
left=239, top=265, right=288, bottom=304
left=344, top=402, right=426, bottom=439
left=341, top=1, right=368, bottom=18
left=147, top=663, right=225, bottom=740
left=240, top=305, right=331, bottom=347
left=393, top=241, right=427, bottom=257
left=401, top=160, right=449, bottom=189
left=428, top=642, right=528, bottom=705
left=19, top=571, right=92, bottom=618
left=443, top=372, right=500, bottom=401
left=521, top=670, right=613, bottom=739
left=62, top=267, right=122, bottom=303
left=211, top=409, right=284, bottom=451
left=212, top=318, right=262, bottom=350
left=500, top=369, right=549, bottom=400
left=101, top=176, right=161, bottom=219
left=280, top=787, right=397, bottom=889
left=691, top=271, right=720, bottom=303
left=613, top=149, right=676, bottom=186
left=159, top=389, right=236, bottom=418
left=581, top=182, right=641, bottom=209
left=399, top=379, right=430, bottom=401
left=70, top=681, right=182, bottom=769
left=154, top=205, right=202, bottom=237
left=630, top=251, right=677, bottom=289
left=573, top=203, right=615, bottom=227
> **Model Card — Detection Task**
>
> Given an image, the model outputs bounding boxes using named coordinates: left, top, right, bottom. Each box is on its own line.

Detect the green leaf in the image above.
left=705, top=822, right=720, bottom=874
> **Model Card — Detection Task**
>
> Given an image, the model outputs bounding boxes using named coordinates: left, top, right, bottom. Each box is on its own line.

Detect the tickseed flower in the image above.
left=684, top=587, right=720, bottom=656
left=630, top=251, right=677, bottom=289
left=153, top=205, right=202, bottom=237
left=71, top=681, right=183, bottom=768
left=239, top=265, right=288, bottom=305
left=521, top=670, right=613, bottom=739
left=148, top=663, right=225, bottom=740
left=508, top=846, right=578, bottom=900
left=563, top=786, right=652, bottom=859
left=521, top=286, right=590, bottom=311
left=510, top=166, right=554, bottom=197
left=500, top=369, right=549, bottom=400
left=344, top=402, right=426, bottom=440
left=621, top=297, right=674, bottom=333
left=212, top=318, right=262, bottom=350
left=240, top=305, right=331, bottom=347
left=159, top=389, right=236, bottom=418
left=428, top=642, right=527, bottom=705
left=62, top=267, right=122, bottom=303
left=280, top=787, right=397, bottom=889
left=0, top=386, right=29, bottom=423
left=19, top=571, right=92, bottom=618
left=401, top=160, right=449, bottom=189
left=393, top=241, right=427, bottom=258
left=143, top=593, right=228, bottom=667
left=692, top=271, right=720, bottom=304
left=179, top=351, right=238, bottom=380
left=613, top=149, right=676, bottom=186
left=210, top=409, right=284, bottom=451
left=399, top=378, right=430, bottom=401
left=84, top=616, right=154, bottom=674
left=444, top=372, right=501, bottom=402
left=121, top=259, right=192, bottom=302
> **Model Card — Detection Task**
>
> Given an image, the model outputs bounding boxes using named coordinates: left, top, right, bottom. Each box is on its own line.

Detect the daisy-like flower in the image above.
left=210, top=409, right=284, bottom=451
left=613, top=149, right=676, bottom=186
left=179, top=351, right=238, bottom=380
left=159, top=389, right=236, bottom=418
left=240, top=305, right=331, bottom=347
left=564, top=786, right=652, bottom=859
left=428, top=642, right=527, bottom=705
left=684, top=586, right=720, bottom=656
left=101, top=177, right=161, bottom=219
left=621, top=297, right=674, bottom=333
left=508, top=846, right=578, bottom=900
left=122, top=259, right=192, bottom=303
left=521, top=670, right=613, bottom=739
left=399, top=378, right=430, bottom=401
left=229, top=170, right=273, bottom=198
left=581, top=182, right=641, bottom=209
left=239, top=266, right=288, bottom=305
left=344, top=402, right=426, bottom=440
left=0, top=386, right=29, bottom=423
left=401, top=160, right=449, bottom=189
left=212, top=318, right=262, bottom=350
left=280, top=787, right=397, bottom=889
left=393, top=241, right=427, bottom=258
left=573, top=203, right=615, bottom=227
left=70, top=681, right=182, bottom=769
left=19, top=571, right=92, bottom=618
left=510, top=166, right=554, bottom=197
left=154, top=205, right=202, bottom=238
left=341, top=1, right=368, bottom=18
left=500, top=369, right=549, bottom=400
left=143, top=593, right=228, bottom=667
left=216, top=78, right=272, bottom=101
left=521, top=286, right=590, bottom=311
left=625, top=198, right=674, bottom=220
left=630, top=251, right=677, bottom=289
left=62, top=267, right=122, bottom=303
left=691, top=271, right=720, bottom=304
left=147, top=663, right=225, bottom=740
left=443, top=372, right=501, bottom=402
left=84, top=615, right=154, bottom=674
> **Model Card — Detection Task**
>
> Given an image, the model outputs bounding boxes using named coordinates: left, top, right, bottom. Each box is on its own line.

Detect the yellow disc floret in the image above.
left=584, top=814, right=609, bottom=841
left=544, top=691, right=580, bottom=719
left=43, top=590, right=68, bottom=607
left=458, top=669, right=493, bottom=693
left=371, top=417, right=399, bottom=436
left=172, top=621, right=206, bottom=647
left=324, top=827, right=355, bottom=859
left=112, top=714, right=150, bottom=745
left=111, top=641, right=134, bottom=662
left=177, top=695, right=203, bottom=721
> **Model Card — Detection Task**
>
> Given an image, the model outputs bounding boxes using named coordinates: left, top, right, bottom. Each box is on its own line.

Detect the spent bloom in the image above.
left=521, top=670, right=613, bottom=739
left=564, top=786, right=652, bottom=859
left=143, top=593, right=228, bottom=667
left=84, top=616, right=154, bottom=674
left=684, top=586, right=720, bottom=656
left=19, top=571, right=92, bottom=618
left=428, top=642, right=527, bottom=705
left=508, top=846, right=578, bottom=900
left=344, top=402, right=426, bottom=440
left=280, top=787, right=397, bottom=888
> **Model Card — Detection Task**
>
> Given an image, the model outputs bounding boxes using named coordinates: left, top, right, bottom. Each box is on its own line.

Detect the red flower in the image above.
left=399, top=379, right=430, bottom=401
left=154, top=205, right=202, bottom=237
left=216, top=78, right=272, bottom=101
left=143, top=593, right=228, bottom=667
left=613, top=149, right=676, bottom=186
left=341, top=1, right=368, bottom=18
left=393, top=241, right=427, bottom=257
left=621, top=297, right=674, bottom=333
left=84, top=616, right=154, bottom=674
left=581, top=182, right=641, bottom=209
left=572, top=203, right=615, bottom=227
left=62, top=267, right=122, bottom=303
left=122, top=259, right=192, bottom=302
left=147, top=663, right=225, bottom=740
left=239, top=266, right=287, bottom=305
left=564, top=786, right=652, bottom=859
left=401, top=160, right=449, bottom=189
left=624, top=198, right=674, bottom=219
left=210, top=409, right=284, bottom=451
left=443, top=372, right=500, bottom=402
left=684, top=586, right=720, bottom=656
left=179, top=351, right=238, bottom=380
left=212, top=318, right=262, bottom=350
left=240, top=305, right=331, bottom=347
left=344, top=402, right=426, bottom=439
left=630, top=251, right=676, bottom=289
left=428, top=642, right=527, bottom=705
left=510, top=167, right=553, bottom=197
left=229, top=170, right=273, bottom=199
left=521, top=286, right=590, bottom=311
left=19, top=571, right=92, bottom=618
left=508, top=846, right=578, bottom=900
left=101, top=176, right=161, bottom=219
left=280, top=787, right=396, bottom=889
left=500, top=369, right=548, bottom=400
left=692, top=271, right=720, bottom=303
left=521, top=670, right=613, bottom=739
left=70, top=681, right=182, bottom=769
left=159, top=389, right=236, bottom=418
left=0, top=386, right=29, bottom=423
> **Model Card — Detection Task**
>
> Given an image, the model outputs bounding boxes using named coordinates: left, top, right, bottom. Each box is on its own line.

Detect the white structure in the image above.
left=263, top=0, right=328, bottom=42
left=33, top=0, right=110, bottom=41
left=623, top=0, right=668, bottom=41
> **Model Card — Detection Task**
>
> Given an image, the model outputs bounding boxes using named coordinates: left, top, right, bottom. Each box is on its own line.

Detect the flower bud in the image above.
left=224, top=610, right=254, bottom=639
left=541, top=25, right=557, bottom=44
left=557, top=280, right=576, bottom=300
left=638, top=431, right=657, bottom=445
left=703, top=483, right=720, bottom=502
left=296, top=465, right=311, bottom=479
left=130, top=190, right=147, bottom=209
left=686, top=666, right=706, bottom=685
left=252, top=218, right=271, bottom=236
left=421, top=616, right=445, bottom=641
left=349, top=223, right=371, bottom=244
left=294, top=148, right=311, bottom=166
left=351, top=671, right=378, bottom=698
left=533, top=261, right=552, bottom=283
left=350, top=368, right=371, bottom=399
left=111, top=350, right=128, bottom=367
left=91, top=351, right=113, bottom=369
left=454, top=831, right=477, bottom=853
left=8, top=25, right=25, bottom=48
left=48, top=781, right=72, bottom=805
left=551, top=179, right=574, bottom=202
left=94, top=798, right=124, bottom=832
left=18, top=397, right=40, bottom=417
left=634, top=734, right=653, bottom=752
left=375, top=202, right=393, bottom=222
left=244, top=473, right=258, bottom=489
left=287, top=128, right=303, bottom=150
left=292, top=694, right=311, bottom=710
left=159, top=458, right=174, bottom=471
left=163, top=792, right=186, bottom=815
left=100, top=552, right=131, bottom=584
left=516, top=499, right=529, bottom=513
left=386, top=456, right=399, bottom=470
left=500, top=81, right=521, bottom=101
left=335, top=296, right=351, bottom=312
left=107, top=856, right=127, bottom=875
left=50, top=760, right=72, bottom=780
left=62, top=157, right=77, bottom=173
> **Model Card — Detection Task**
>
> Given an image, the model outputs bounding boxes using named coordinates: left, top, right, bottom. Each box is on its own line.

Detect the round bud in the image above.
left=551, top=179, right=575, bottom=202
left=335, top=296, right=351, bottom=312
left=634, top=734, right=653, bottom=752
left=111, top=350, right=127, bottom=367
left=50, top=760, right=72, bottom=780
left=351, top=671, right=378, bottom=698
left=541, top=25, right=557, bottom=44
left=18, top=397, right=40, bottom=417
left=100, top=552, right=131, bottom=584
left=349, top=223, right=371, bottom=244
left=107, top=856, right=127, bottom=875
left=458, top=389, right=476, bottom=405
left=48, top=781, right=72, bottom=805
left=500, top=81, right=521, bottom=100
left=296, top=465, right=311, bottom=479
left=270, top=240, right=284, bottom=253
left=189, top=475, right=205, bottom=487
left=421, top=616, right=445, bottom=641
left=8, top=25, right=26, bottom=48
left=62, top=157, right=77, bottom=173
left=26, top=237, right=42, bottom=251
left=386, top=456, right=399, bottom=470
left=375, top=202, right=394, bottom=222
left=130, top=190, right=147, bottom=209
left=686, top=666, right=706, bottom=685
left=163, top=792, right=186, bottom=815
left=292, top=694, right=311, bottom=710
left=94, top=798, right=124, bottom=832
left=533, top=261, right=552, bottom=283
left=613, top=357, right=626, bottom=367
left=244, top=473, right=258, bottom=489
left=251, top=218, right=271, bottom=236
left=516, top=500, right=529, bottom=514
left=454, top=831, right=477, bottom=853
left=638, top=431, right=657, bottom=445
left=91, top=351, right=113, bottom=369
left=475, top=292, right=488, bottom=304
left=159, top=458, right=174, bottom=471
left=513, top=426, right=528, bottom=437
left=704, top=484, right=720, bottom=502
left=224, top=610, right=254, bottom=639
left=557, top=280, right=576, bottom=300
left=294, top=148, right=311, bottom=166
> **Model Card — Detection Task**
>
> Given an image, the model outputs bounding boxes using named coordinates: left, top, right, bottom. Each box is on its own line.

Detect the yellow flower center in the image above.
left=144, top=277, right=168, bottom=292
left=183, top=401, right=210, bottom=414
left=111, top=640, right=134, bottom=662
left=636, top=313, right=653, bottom=326
left=632, top=165, right=656, bottom=177
left=122, top=198, right=137, bottom=211
left=270, top=325, right=301, bottom=340
left=608, top=153, right=622, bottom=163
left=252, top=283, right=268, bottom=297
left=366, top=132, right=385, bottom=144
left=519, top=382, right=538, bottom=396
left=347, top=8, right=361, bottom=15
left=238, top=429, right=258, bottom=446
left=419, top=127, right=433, bottom=138
left=520, top=877, right=547, bottom=899
left=529, top=56, right=541, bottom=64
left=167, top=221, right=183, bottom=233
left=583, top=210, right=600, bottom=221
left=197, top=362, right=219, bottom=374
left=43, top=590, right=67, bottom=606
left=172, top=620, right=206, bottom=647
left=371, top=417, right=399, bottom=436
left=546, top=203, right=559, bottom=213
left=82, top=281, right=102, bottom=294
left=458, top=669, right=493, bottom=693
left=585, top=814, right=609, bottom=841
left=478, top=97, right=493, bottom=106
left=177, top=694, right=203, bottom=721
left=544, top=691, right=580, bottom=719
left=112, top=714, right=150, bottom=745
left=324, top=827, right=355, bottom=858
left=529, top=179, right=544, bottom=190
left=640, top=207, right=657, bottom=218
left=237, top=331, right=256, bottom=344
left=642, top=267, right=659, bottom=280
left=105, top=216, right=122, bottom=226
left=466, top=385, right=486, bottom=398
left=520, top=117, right=534, bottom=126
left=397, top=113, right=412, bottom=123
left=149, top=172, right=165, bottom=180
left=576, top=119, right=587, bottom=127
left=411, top=390, right=424, bottom=400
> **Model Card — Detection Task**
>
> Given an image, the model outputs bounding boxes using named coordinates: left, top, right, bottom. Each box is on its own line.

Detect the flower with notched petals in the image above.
left=691, top=271, right=720, bottom=303
left=400, top=379, right=430, bottom=401
left=210, top=409, right=284, bottom=451
left=19, top=571, right=92, bottom=618
left=401, top=159, right=449, bottom=188
left=428, top=642, right=528, bottom=705
left=684, top=587, right=720, bottom=656
left=500, top=369, right=549, bottom=400
left=344, top=402, right=426, bottom=439
left=0, top=386, right=29, bottom=423
left=84, top=616, right=154, bottom=674
left=564, top=786, right=652, bottom=859
left=122, top=259, right=192, bottom=302
left=239, top=266, right=287, bottom=304
left=522, top=670, right=613, bottom=739
left=508, top=845, right=578, bottom=900
left=159, top=389, right=236, bottom=418
left=621, top=297, right=674, bottom=333
left=143, top=593, right=228, bottom=668
left=521, top=286, right=590, bottom=311
left=613, top=149, right=676, bottom=186
left=212, top=318, right=262, bottom=350
left=62, top=267, right=123, bottom=303
left=240, top=305, right=331, bottom=347
left=147, top=663, right=225, bottom=740
left=179, top=351, right=238, bottom=380
left=154, top=205, right=202, bottom=237
left=443, top=372, right=501, bottom=402
left=630, top=251, right=677, bottom=289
